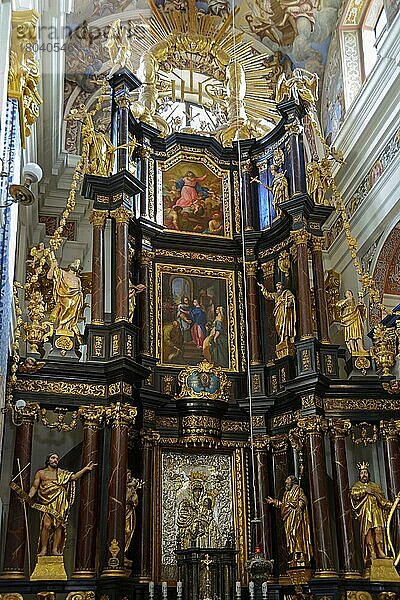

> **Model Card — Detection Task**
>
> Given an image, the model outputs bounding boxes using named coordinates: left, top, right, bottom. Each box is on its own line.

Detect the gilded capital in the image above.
left=380, top=420, right=400, bottom=440
left=253, top=434, right=270, bottom=450
left=328, top=418, right=351, bottom=439
left=261, top=261, right=274, bottom=278
left=246, top=261, right=258, bottom=277
left=297, top=415, right=327, bottom=434
left=110, top=206, right=133, bottom=224
left=291, top=229, right=310, bottom=246
left=270, top=433, right=288, bottom=453
left=104, top=402, right=137, bottom=428
left=79, top=404, right=105, bottom=429
left=19, top=401, right=40, bottom=423
left=8, top=10, right=42, bottom=147
left=90, top=209, right=108, bottom=228
left=140, top=249, right=155, bottom=266
left=140, top=428, right=161, bottom=447
left=312, top=236, right=325, bottom=252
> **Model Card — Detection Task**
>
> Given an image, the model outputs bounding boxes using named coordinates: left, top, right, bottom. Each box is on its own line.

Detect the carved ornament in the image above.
left=297, top=415, right=328, bottom=434
left=90, top=210, right=108, bottom=228
left=380, top=420, right=400, bottom=440
left=175, top=360, right=230, bottom=402
left=15, top=378, right=106, bottom=397
left=79, top=404, right=105, bottom=429
left=110, top=206, right=133, bottom=224
left=291, top=229, right=310, bottom=246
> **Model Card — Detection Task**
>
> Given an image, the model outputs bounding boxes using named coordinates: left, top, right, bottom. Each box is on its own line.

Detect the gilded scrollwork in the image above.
left=175, top=360, right=230, bottom=401
left=15, top=378, right=106, bottom=397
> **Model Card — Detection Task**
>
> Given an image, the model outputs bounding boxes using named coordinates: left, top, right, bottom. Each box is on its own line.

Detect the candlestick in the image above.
left=177, top=580, right=183, bottom=600
left=262, top=582, right=268, bottom=600
left=162, top=581, right=168, bottom=600
left=249, top=581, right=255, bottom=600
left=149, top=581, right=155, bottom=600
left=235, top=581, right=241, bottom=600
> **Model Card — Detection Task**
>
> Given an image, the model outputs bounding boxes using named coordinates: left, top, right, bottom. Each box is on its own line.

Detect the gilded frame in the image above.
left=157, top=150, right=233, bottom=238
left=156, top=263, right=238, bottom=371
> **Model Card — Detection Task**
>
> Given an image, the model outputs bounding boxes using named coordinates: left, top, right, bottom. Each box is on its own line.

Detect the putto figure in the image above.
left=266, top=475, right=313, bottom=567
left=350, top=462, right=393, bottom=565
left=26, top=453, right=95, bottom=556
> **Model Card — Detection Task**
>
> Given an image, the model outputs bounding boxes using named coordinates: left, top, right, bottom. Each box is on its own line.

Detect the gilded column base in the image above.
left=342, top=571, right=362, bottom=579
left=0, top=570, right=26, bottom=579
left=72, top=569, right=96, bottom=579
left=30, top=555, right=67, bottom=580
left=101, top=568, right=128, bottom=578
left=314, top=569, right=338, bottom=579
left=368, top=558, right=400, bottom=582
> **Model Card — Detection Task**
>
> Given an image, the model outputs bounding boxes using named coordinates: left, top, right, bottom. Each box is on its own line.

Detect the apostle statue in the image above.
left=266, top=475, right=313, bottom=567
left=15, top=452, right=95, bottom=556
left=258, top=281, right=297, bottom=347
left=336, top=290, right=368, bottom=355
left=350, top=462, right=394, bottom=565
left=47, top=257, right=84, bottom=343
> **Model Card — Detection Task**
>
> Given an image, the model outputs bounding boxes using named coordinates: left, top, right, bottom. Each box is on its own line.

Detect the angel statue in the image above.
left=105, top=19, right=133, bottom=76
left=276, top=68, right=319, bottom=107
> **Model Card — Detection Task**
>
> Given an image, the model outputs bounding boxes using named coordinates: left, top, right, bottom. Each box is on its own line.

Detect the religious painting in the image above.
left=160, top=159, right=231, bottom=237
left=160, top=451, right=233, bottom=579
left=156, top=264, right=238, bottom=371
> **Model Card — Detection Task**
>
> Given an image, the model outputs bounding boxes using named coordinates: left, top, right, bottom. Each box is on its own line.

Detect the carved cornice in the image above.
left=15, top=378, right=107, bottom=397
left=104, top=402, right=137, bottom=428
left=8, top=10, right=42, bottom=147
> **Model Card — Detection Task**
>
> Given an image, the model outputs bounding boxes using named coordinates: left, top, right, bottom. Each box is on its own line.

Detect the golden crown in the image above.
left=189, top=471, right=208, bottom=484
left=357, top=461, right=369, bottom=471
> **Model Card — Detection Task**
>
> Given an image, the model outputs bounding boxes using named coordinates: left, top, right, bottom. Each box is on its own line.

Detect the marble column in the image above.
left=139, top=250, right=154, bottom=356
left=102, top=403, right=137, bottom=576
left=329, top=419, right=360, bottom=578
left=116, top=94, right=130, bottom=172
left=287, top=121, right=306, bottom=197
left=311, top=236, right=330, bottom=343
left=133, top=430, right=160, bottom=580
left=73, top=405, right=103, bottom=578
left=255, top=444, right=272, bottom=558
left=271, top=435, right=289, bottom=574
left=261, top=261, right=276, bottom=364
left=242, top=162, right=253, bottom=230
left=291, top=229, right=313, bottom=339
left=381, top=420, right=400, bottom=549
left=246, top=262, right=262, bottom=365
left=90, top=210, right=107, bottom=325
left=1, top=403, right=38, bottom=578
left=110, top=207, right=132, bottom=322
left=299, top=416, right=337, bottom=577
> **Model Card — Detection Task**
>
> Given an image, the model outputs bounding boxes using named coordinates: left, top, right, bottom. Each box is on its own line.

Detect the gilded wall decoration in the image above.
left=156, top=264, right=238, bottom=371
left=176, top=360, right=230, bottom=401
left=160, top=451, right=233, bottom=578
left=160, top=158, right=231, bottom=237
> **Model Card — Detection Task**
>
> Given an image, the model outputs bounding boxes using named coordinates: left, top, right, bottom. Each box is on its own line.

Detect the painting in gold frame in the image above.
left=159, top=157, right=232, bottom=238
left=156, top=263, right=238, bottom=371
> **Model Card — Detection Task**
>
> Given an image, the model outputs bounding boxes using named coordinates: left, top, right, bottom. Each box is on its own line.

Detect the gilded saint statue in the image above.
left=125, top=470, right=144, bottom=555
left=350, top=462, right=395, bottom=565
left=336, top=290, right=367, bottom=355
left=47, top=257, right=84, bottom=343
left=177, top=478, right=221, bottom=549
left=16, top=453, right=95, bottom=556
left=266, top=475, right=313, bottom=567
left=268, top=165, right=289, bottom=218
left=128, top=282, right=146, bottom=323
left=258, top=281, right=296, bottom=349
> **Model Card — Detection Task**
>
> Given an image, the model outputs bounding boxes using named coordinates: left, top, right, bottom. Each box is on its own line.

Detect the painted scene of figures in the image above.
left=162, top=161, right=228, bottom=236
left=161, top=273, right=231, bottom=369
